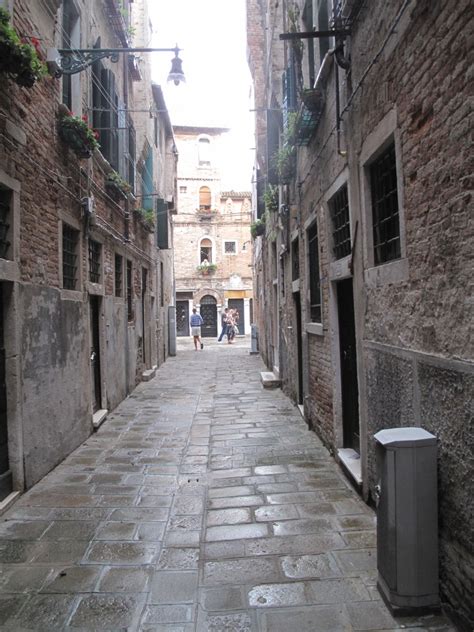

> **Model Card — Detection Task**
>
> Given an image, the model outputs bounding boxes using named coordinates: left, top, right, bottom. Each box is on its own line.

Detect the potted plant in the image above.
left=301, top=88, right=324, bottom=113
left=0, top=8, right=47, bottom=88
left=135, top=207, right=155, bottom=232
left=196, top=262, right=217, bottom=275
left=106, top=170, right=132, bottom=200
left=57, top=107, right=100, bottom=158
left=251, top=215, right=266, bottom=239
left=271, top=112, right=298, bottom=184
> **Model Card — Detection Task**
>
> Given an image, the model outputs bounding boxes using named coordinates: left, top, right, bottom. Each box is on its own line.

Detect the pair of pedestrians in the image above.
left=217, top=307, right=240, bottom=344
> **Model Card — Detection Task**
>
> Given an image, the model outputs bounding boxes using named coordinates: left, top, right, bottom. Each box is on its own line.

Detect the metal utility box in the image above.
left=374, top=427, right=439, bottom=614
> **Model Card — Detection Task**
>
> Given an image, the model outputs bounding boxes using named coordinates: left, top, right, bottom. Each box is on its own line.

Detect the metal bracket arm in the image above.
left=55, top=47, right=180, bottom=76
left=279, top=29, right=350, bottom=41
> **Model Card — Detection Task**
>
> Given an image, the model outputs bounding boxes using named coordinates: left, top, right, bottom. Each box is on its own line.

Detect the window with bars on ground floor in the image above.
left=88, top=239, right=101, bottom=283
left=329, top=184, right=351, bottom=260
left=308, top=221, right=321, bottom=322
left=114, top=253, right=123, bottom=297
left=126, top=260, right=133, bottom=321
left=62, top=223, right=79, bottom=290
left=0, top=188, right=11, bottom=260
left=370, top=142, right=401, bottom=265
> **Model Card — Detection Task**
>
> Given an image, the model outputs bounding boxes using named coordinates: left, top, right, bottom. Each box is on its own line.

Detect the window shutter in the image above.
left=156, top=198, right=169, bottom=249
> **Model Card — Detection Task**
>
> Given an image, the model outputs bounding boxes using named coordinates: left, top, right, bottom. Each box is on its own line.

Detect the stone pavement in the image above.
left=0, top=336, right=456, bottom=631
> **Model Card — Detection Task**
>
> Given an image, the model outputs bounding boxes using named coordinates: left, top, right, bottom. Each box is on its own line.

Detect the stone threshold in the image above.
left=142, top=366, right=157, bottom=382
left=338, top=448, right=362, bottom=486
left=92, top=408, right=108, bottom=430
left=260, top=371, right=281, bottom=389
left=0, top=491, right=20, bottom=517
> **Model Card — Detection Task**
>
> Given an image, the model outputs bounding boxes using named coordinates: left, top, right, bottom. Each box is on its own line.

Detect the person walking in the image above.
left=190, top=308, right=204, bottom=350
left=226, top=309, right=235, bottom=344
left=218, top=308, right=229, bottom=342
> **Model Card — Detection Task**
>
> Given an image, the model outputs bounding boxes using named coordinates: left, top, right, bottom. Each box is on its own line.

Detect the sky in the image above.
left=148, top=0, right=255, bottom=191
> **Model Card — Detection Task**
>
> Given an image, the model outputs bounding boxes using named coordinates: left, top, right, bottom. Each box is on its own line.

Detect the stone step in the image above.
left=260, top=371, right=281, bottom=389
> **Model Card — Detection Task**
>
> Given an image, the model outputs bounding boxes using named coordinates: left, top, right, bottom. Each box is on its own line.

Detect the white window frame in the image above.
left=223, top=240, right=238, bottom=255
left=198, top=236, right=215, bottom=264
left=197, top=134, right=212, bottom=166
left=359, top=108, right=408, bottom=288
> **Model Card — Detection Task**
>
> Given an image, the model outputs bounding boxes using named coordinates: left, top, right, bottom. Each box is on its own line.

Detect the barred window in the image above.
left=114, top=253, right=123, bottom=297
left=62, top=223, right=79, bottom=290
left=88, top=239, right=101, bottom=283
left=308, top=222, right=321, bottom=323
left=370, top=143, right=401, bottom=265
left=329, top=184, right=351, bottom=260
left=126, top=260, right=133, bottom=321
left=224, top=241, right=237, bottom=254
left=292, top=238, right=300, bottom=281
left=0, top=188, right=11, bottom=260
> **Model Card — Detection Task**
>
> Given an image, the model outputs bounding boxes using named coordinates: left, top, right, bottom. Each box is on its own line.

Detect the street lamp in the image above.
left=47, top=45, right=185, bottom=84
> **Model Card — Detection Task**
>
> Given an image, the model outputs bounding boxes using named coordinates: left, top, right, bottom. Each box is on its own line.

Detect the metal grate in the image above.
left=370, top=143, right=401, bottom=265
left=0, top=191, right=11, bottom=260
left=114, top=253, right=122, bottom=297
left=88, top=239, right=101, bottom=283
left=62, top=224, right=79, bottom=290
left=224, top=241, right=236, bottom=254
left=292, top=238, right=300, bottom=281
left=330, top=184, right=351, bottom=259
left=308, top=222, right=321, bottom=322
left=126, top=260, right=133, bottom=321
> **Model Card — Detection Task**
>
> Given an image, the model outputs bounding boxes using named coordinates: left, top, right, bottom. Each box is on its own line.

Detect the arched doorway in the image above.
left=200, top=295, right=217, bottom=337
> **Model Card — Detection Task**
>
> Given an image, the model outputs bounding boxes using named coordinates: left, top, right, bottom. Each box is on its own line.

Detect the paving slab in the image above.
left=0, top=337, right=455, bottom=631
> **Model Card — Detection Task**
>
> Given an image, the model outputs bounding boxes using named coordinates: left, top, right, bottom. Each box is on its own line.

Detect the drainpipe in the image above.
left=334, top=15, right=350, bottom=71
left=335, top=61, right=347, bottom=157
left=123, top=53, right=130, bottom=243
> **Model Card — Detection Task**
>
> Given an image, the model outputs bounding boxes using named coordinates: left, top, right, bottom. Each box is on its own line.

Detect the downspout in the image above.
left=123, top=53, right=130, bottom=243
left=335, top=61, right=347, bottom=157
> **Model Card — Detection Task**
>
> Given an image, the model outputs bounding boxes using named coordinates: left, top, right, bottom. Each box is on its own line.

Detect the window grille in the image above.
left=292, top=239, right=300, bottom=281
left=88, top=239, right=101, bottom=283
left=0, top=189, right=11, bottom=260
left=224, top=241, right=236, bottom=254
left=330, top=184, right=351, bottom=259
left=126, top=260, right=133, bottom=321
left=370, top=143, right=401, bottom=265
left=308, top=222, right=321, bottom=322
left=62, top=224, right=79, bottom=290
left=114, top=253, right=122, bottom=297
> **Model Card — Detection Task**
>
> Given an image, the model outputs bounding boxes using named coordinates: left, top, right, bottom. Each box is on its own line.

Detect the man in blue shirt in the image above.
left=190, top=308, right=204, bottom=350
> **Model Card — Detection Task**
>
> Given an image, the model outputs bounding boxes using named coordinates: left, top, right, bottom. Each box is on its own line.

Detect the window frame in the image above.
left=199, top=237, right=214, bottom=264
left=223, top=240, right=237, bottom=255
left=197, top=135, right=212, bottom=166
left=114, top=253, right=123, bottom=298
left=359, top=108, right=408, bottom=287
left=126, top=259, right=134, bottom=322
left=307, top=220, right=322, bottom=325
left=62, top=222, right=80, bottom=291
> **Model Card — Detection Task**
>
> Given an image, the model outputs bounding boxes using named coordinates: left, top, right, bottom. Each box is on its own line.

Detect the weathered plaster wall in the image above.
left=20, top=286, right=91, bottom=487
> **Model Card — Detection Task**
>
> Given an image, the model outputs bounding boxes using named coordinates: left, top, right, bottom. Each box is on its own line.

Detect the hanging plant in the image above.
left=106, top=170, right=132, bottom=199
left=134, top=207, right=155, bottom=232
left=251, top=215, right=266, bottom=239
left=263, top=185, right=279, bottom=214
left=0, top=8, right=47, bottom=88
left=271, top=111, right=298, bottom=184
left=57, top=107, right=100, bottom=158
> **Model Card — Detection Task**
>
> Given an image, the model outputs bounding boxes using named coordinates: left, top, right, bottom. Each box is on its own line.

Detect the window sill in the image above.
left=0, top=259, right=19, bottom=282
left=60, top=288, right=82, bottom=301
left=306, top=322, right=323, bottom=336
left=364, top=257, right=409, bottom=288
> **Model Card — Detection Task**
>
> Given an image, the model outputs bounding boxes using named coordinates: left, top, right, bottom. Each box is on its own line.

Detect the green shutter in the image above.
left=156, top=198, right=169, bottom=249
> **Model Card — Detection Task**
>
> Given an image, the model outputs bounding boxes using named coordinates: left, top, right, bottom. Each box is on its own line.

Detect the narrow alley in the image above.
left=0, top=338, right=455, bottom=631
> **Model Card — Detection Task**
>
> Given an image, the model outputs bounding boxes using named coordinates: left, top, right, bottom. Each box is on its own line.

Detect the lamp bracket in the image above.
left=53, top=46, right=181, bottom=76
left=279, top=29, right=350, bottom=41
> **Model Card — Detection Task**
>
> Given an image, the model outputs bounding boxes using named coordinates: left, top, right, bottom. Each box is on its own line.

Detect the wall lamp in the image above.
left=46, top=45, right=185, bottom=84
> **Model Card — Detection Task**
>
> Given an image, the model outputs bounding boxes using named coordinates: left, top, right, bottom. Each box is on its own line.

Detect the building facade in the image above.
left=247, top=0, right=473, bottom=627
left=0, top=0, right=177, bottom=501
left=173, top=125, right=253, bottom=338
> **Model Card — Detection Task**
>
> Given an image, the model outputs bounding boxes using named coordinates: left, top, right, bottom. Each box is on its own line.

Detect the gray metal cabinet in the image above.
left=374, top=427, right=439, bottom=614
